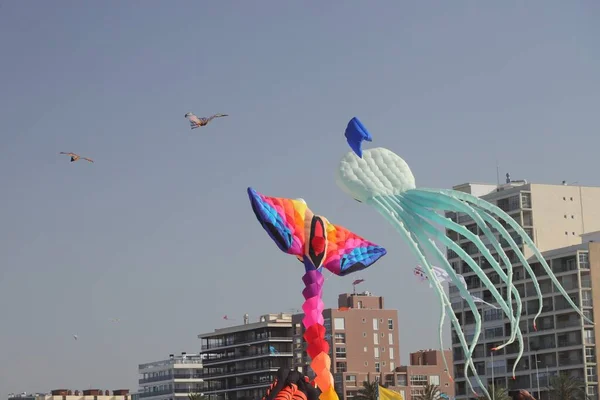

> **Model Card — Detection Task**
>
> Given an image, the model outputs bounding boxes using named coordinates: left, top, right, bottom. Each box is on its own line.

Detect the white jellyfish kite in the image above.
left=336, top=118, right=592, bottom=400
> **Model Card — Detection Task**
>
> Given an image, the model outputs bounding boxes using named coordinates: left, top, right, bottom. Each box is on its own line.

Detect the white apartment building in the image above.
left=198, top=313, right=293, bottom=400
left=138, top=353, right=203, bottom=400
left=447, top=181, right=600, bottom=400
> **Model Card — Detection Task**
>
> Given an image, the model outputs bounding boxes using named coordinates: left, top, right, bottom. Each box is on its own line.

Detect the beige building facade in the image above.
left=447, top=181, right=600, bottom=400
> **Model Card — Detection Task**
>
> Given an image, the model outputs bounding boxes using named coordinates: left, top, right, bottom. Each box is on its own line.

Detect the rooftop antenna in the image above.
left=496, top=160, right=500, bottom=186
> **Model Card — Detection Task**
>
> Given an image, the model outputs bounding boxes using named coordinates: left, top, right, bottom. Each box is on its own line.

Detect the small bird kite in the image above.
left=184, top=112, right=228, bottom=129
left=60, top=152, right=94, bottom=163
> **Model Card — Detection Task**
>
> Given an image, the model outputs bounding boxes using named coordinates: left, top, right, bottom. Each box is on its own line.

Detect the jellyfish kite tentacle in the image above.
left=406, top=189, right=541, bottom=335
left=381, top=197, right=474, bottom=384
left=384, top=195, right=486, bottom=378
left=371, top=196, right=487, bottom=399
left=397, top=196, right=514, bottom=327
left=402, top=191, right=525, bottom=350
left=420, top=188, right=593, bottom=326
left=393, top=194, right=525, bottom=383
left=398, top=193, right=528, bottom=377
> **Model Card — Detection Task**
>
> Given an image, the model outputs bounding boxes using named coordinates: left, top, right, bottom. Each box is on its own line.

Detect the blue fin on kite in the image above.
left=344, top=117, right=372, bottom=158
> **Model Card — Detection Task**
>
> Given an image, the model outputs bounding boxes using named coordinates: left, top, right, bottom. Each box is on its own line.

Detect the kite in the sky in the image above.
left=223, top=315, right=235, bottom=321
left=414, top=265, right=499, bottom=309
left=184, top=112, right=228, bottom=129
left=60, top=152, right=94, bottom=163
left=73, top=334, right=78, bottom=341
left=247, top=187, right=387, bottom=400
left=344, top=117, right=372, bottom=158
left=335, top=121, right=591, bottom=400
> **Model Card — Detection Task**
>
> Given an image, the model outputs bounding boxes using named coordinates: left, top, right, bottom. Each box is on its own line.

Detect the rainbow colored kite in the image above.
left=247, top=187, right=386, bottom=400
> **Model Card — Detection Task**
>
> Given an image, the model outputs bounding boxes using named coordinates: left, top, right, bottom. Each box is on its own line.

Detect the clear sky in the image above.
left=1, top=0, right=599, bottom=396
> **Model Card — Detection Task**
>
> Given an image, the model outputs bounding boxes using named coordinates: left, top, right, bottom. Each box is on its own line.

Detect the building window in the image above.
left=388, top=319, right=394, bottom=330
left=580, top=253, right=590, bottom=269
left=388, top=333, right=394, bottom=345
left=521, top=193, right=531, bottom=208
left=363, top=332, right=367, bottom=337
left=389, top=348, right=394, bottom=360
left=335, top=333, right=346, bottom=344
left=390, top=362, right=395, bottom=372
left=485, top=327, right=503, bottom=339
left=364, top=346, right=368, bottom=353
left=346, top=375, right=357, bottom=383
left=587, top=366, right=597, bottom=381
left=586, top=347, right=596, bottom=363
left=362, top=318, right=366, bottom=323
left=381, top=347, right=386, bottom=353
left=364, top=361, right=369, bottom=366
left=358, top=301, right=363, bottom=309
left=375, top=347, right=380, bottom=359
left=375, top=362, right=380, bottom=373
left=334, top=318, right=345, bottom=330
left=335, top=347, right=346, bottom=358
left=374, top=333, right=379, bottom=345
left=336, top=362, right=347, bottom=373
left=429, top=375, right=440, bottom=385
left=410, top=374, right=428, bottom=386
left=373, top=318, right=379, bottom=330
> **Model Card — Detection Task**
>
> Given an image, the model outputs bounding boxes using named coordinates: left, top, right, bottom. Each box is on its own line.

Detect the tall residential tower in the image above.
left=447, top=181, right=600, bottom=400
left=198, top=313, right=293, bottom=400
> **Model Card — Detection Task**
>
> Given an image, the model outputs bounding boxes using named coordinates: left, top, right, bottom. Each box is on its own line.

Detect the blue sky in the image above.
left=1, top=0, right=599, bottom=396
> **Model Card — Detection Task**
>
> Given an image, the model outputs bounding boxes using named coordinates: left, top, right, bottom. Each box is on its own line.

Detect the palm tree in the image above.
left=414, top=383, right=442, bottom=400
left=355, top=380, right=378, bottom=400
left=477, top=385, right=511, bottom=400
left=548, top=373, right=588, bottom=400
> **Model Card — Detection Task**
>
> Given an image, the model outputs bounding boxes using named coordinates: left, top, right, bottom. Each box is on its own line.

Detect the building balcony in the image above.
left=139, top=389, right=172, bottom=398
left=201, top=367, right=280, bottom=380
left=173, top=389, right=204, bottom=394
left=201, top=337, right=292, bottom=352
left=203, top=352, right=292, bottom=365
left=139, top=373, right=203, bottom=384
left=139, top=375, right=172, bottom=384
left=201, top=382, right=271, bottom=395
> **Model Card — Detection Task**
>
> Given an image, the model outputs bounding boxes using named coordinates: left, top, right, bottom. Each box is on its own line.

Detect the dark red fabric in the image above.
left=306, top=340, right=329, bottom=359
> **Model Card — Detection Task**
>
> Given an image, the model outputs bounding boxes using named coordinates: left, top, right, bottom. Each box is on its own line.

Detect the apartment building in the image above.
left=292, top=292, right=400, bottom=400
left=447, top=181, right=600, bottom=400
left=138, top=353, right=203, bottom=400
left=383, top=349, right=455, bottom=400
left=198, top=313, right=293, bottom=400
